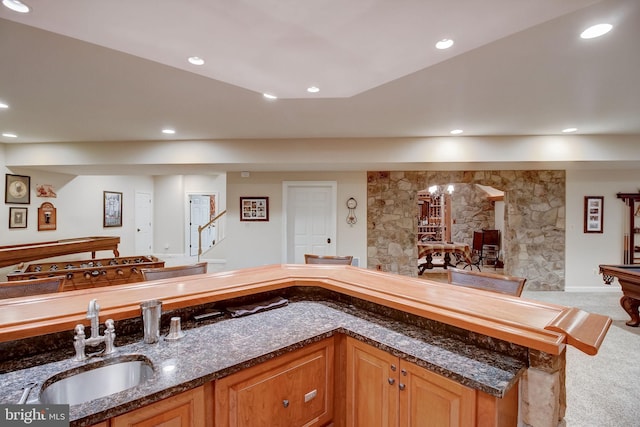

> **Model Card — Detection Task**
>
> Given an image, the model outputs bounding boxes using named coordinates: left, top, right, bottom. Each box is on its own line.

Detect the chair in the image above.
left=141, top=262, right=208, bottom=281
left=0, top=276, right=66, bottom=299
left=464, top=231, right=485, bottom=271
left=481, top=229, right=501, bottom=268
left=304, top=254, right=353, bottom=265
left=447, top=267, right=526, bottom=297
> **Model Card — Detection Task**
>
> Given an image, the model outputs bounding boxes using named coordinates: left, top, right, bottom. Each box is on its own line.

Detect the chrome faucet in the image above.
left=73, top=299, right=116, bottom=361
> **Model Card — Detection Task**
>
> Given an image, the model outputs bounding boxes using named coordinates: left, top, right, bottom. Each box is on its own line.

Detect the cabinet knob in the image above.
left=390, top=364, right=397, bottom=371
left=388, top=378, right=395, bottom=385
left=282, top=399, right=289, bottom=408
left=399, top=383, right=406, bottom=391
left=401, top=368, right=407, bottom=376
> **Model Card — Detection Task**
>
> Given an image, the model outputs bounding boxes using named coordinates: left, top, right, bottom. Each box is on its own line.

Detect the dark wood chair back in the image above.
left=472, top=231, right=484, bottom=252
left=141, top=262, right=208, bottom=281
left=447, top=267, right=526, bottom=297
left=482, top=229, right=501, bottom=246
left=304, top=254, right=353, bottom=265
left=0, top=276, right=66, bottom=299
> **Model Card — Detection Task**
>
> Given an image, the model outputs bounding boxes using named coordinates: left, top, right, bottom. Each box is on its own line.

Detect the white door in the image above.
left=134, top=192, right=153, bottom=254
left=189, top=195, right=211, bottom=256
left=283, top=181, right=337, bottom=264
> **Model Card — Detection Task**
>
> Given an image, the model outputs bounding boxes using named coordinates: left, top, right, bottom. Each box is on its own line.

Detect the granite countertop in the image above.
left=0, top=300, right=526, bottom=426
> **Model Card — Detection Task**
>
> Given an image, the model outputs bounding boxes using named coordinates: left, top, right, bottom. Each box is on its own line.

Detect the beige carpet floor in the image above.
left=522, top=290, right=640, bottom=427
left=419, top=269, right=639, bottom=426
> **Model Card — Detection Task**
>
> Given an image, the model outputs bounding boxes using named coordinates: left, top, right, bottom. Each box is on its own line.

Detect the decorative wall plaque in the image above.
left=38, top=201, right=57, bottom=231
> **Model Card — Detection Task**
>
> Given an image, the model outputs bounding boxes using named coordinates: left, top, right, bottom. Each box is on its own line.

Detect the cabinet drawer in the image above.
left=111, top=386, right=206, bottom=427
left=216, top=337, right=334, bottom=427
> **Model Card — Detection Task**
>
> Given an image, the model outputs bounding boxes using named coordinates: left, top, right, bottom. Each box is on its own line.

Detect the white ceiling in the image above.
left=0, top=0, right=639, bottom=146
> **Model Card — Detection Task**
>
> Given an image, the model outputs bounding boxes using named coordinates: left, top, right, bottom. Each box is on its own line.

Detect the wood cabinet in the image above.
left=345, top=337, right=517, bottom=427
left=617, top=193, right=640, bottom=264
left=215, top=337, right=334, bottom=427
left=111, top=385, right=207, bottom=427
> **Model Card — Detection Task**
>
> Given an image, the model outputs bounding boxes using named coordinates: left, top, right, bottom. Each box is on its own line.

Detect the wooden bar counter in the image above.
left=0, top=265, right=611, bottom=427
left=0, top=264, right=610, bottom=355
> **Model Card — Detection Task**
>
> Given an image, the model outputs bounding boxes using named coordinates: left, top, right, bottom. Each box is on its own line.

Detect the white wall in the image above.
left=0, top=171, right=153, bottom=278
left=564, top=169, right=640, bottom=291
left=1, top=172, right=152, bottom=251
left=204, top=171, right=367, bottom=271
left=1, top=163, right=638, bottom=290
left=153, top=174, right=227, bottom=258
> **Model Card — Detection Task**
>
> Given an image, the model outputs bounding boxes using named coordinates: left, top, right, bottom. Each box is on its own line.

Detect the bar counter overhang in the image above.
left=0, top=264, right=611, bottom=357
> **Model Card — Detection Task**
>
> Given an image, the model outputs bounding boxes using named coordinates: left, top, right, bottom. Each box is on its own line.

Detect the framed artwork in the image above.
left=5, top=174, right=30, bottom=204
left=36, top=183, right=57, bottom=198
left=240, top=197, right=269, bottom=221
left=584, top=196, right=604, bottom=233
left=103, top=191, right=123, bottom=227
left=9, top=207, right=28, bottom=229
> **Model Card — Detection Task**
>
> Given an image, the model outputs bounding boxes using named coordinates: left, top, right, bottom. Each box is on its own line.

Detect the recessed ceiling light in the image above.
left=263, top=93, right=277, bottom=100
left=162, top=128, right=176, bottom=134
left=188, top=56, right=205, bottom=66
left=450, top=129, right=463, bottom=135
left=307, top=86, right=320, bottom=93
left=562, top=127, right=578, bottom=133
left=2, top=132, right=18, bottom=138
left=2, top=0, right=30, bottom=13
left=580, top=23, right=612, bottom=39
left=0, top=102, right=8, bottom=109
left=435, top=39, right=454, bottom=50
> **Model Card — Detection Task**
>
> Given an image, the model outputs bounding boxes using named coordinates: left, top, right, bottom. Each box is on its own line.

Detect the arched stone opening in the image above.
left=367, top=170, right=565, bottom=290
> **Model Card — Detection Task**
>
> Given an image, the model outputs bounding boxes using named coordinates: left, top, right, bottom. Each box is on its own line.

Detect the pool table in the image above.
left=599, top=264, right=640, bottom=326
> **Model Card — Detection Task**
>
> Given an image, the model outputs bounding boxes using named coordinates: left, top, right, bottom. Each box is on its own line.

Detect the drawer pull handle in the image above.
left=304, top=389, right=317, bottom=402
left=388, top=378, right=395, bottom=385
left=283, top=399, right=289, bottom=408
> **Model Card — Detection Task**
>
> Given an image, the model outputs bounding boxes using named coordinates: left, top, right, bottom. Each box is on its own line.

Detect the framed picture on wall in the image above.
left=103, top=191, right=123, bottom=227
left=9, top=207, right=28, bottom=229
left=240, top=197, right=269, bottom=221
left=5, top=174, right=30, bottom=204
left=584, top=196, right=604, bottom=233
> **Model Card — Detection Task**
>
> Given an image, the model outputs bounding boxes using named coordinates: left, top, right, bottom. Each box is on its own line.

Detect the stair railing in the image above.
left=198, top=209, right=226, bottom=261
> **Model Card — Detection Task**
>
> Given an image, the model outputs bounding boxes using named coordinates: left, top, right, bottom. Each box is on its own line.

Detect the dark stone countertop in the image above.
left=0, top=299, right=526, bottom=426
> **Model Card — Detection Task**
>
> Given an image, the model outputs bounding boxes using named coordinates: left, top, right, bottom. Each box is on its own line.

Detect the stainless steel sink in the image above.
left=39, top=355, right=154, bottom=405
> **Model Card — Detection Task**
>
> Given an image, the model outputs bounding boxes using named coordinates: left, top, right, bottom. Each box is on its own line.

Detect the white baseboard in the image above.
left=563, top=286, right=621, bottom=292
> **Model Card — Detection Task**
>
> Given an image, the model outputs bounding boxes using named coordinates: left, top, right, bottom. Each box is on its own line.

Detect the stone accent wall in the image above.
left=451, top=184, right=496, bottom=244
left=367, top=170, right=566, bottom=290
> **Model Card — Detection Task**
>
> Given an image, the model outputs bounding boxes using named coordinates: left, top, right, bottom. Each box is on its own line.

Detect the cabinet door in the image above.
left=346, top=337, right=399, bottom=427
left=216, top=337, right=334, bottom=427
left=111, top=386, right=206, bottom=427
left=399, top=361, right=475, bottom=427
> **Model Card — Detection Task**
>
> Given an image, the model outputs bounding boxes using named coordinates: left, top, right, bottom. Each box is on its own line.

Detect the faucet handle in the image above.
left=73, top=324, right=87, bottom=361
left=104, top=319, right=116, bottom=355
left=74, top=324, right=85, bottom=337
